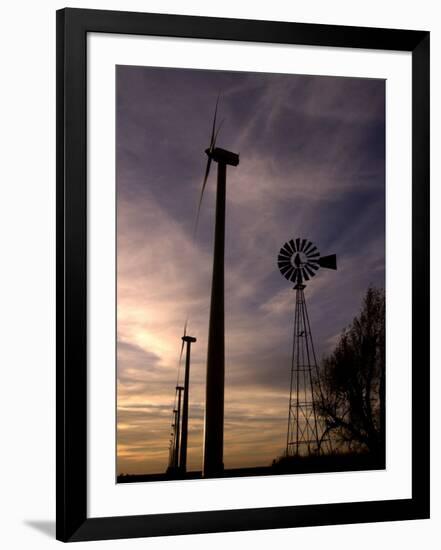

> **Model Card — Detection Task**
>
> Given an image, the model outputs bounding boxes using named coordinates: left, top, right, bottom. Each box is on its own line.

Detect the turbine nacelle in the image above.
left=205, top=147, right=239, bottom=167
left=194, top=96, right=239, bottom=236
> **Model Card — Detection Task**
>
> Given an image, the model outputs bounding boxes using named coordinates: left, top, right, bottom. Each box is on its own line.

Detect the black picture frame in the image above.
left=56, top=7, right=430, bottom=542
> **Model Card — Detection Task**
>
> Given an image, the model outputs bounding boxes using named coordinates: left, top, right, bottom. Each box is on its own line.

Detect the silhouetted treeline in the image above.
left=316, top=286, right=385, bottom=458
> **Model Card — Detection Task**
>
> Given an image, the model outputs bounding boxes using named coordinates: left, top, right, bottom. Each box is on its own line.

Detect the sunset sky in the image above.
left=116, top=66, right=385, bottom=475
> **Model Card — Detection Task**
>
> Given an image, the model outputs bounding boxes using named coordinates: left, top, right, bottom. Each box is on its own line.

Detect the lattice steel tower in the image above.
left=277, top=238, right=337, bottom=457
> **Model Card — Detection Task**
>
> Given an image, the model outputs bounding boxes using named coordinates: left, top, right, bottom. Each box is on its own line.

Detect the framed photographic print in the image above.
left=56, top=8, right=430, bottom=542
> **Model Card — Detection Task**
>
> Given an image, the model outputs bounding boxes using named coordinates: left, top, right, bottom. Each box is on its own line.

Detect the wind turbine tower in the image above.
left=196, top=99, right=239, bottom=477
left=179, top=334, right=197, bottom=474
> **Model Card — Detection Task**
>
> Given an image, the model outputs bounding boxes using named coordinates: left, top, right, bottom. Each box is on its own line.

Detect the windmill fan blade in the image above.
left=302, top=268, right=310, bottom=281
left=278, top=250, right=291, bottom=261
left=318, top=254, right=337, bottom=270
left=279, top=246, right=291, bottom=257
left=284, top=266, right=294, bottom=280
left=278, top=256, right=291, bottom=265
left=288, top=267, right=297, bottom=282
left=278, top=238, right=334, bottom=286
left=279, top=264, right=293, bottom=277
left=303, top=241, right=313, bottom=253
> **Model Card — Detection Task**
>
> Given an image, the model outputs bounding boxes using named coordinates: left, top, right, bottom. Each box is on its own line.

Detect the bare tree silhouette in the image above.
left=317, top=287, right=385, bottom=457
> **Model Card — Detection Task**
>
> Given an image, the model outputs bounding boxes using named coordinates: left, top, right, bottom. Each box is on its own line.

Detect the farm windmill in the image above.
left=196, top=98, right=239, bottom=477
left=277, top=238, right=337, bottom=456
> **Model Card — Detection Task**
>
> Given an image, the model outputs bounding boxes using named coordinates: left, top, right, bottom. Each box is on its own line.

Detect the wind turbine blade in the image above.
left=194, top=158, right=212, bottom=235
left=194, top=96, right=222, bottom=236
left=179, top=340, right=185, bottom=363
left=179, top=320, right=188, bottom=363
left=318, top=254, right=337, bottom=270
left=212, top=118, right=225, bottom=150
left=209, top=95, right=220, bottom=150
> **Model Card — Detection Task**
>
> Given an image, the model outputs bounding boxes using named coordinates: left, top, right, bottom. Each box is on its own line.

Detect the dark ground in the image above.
left=117, top=452, right=385, bottom=483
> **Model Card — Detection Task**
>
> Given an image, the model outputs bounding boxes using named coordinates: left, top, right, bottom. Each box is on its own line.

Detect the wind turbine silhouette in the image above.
left=195, top=96, right=239, bottom=477
left=178, top=320, right=196, bottom=475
